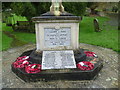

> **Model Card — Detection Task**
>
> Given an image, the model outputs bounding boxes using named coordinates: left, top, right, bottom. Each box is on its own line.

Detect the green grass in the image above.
left=80, top=16, right=118, bottom=52
left=12, top=32, right=36, bottom=43
left=2, top=32, right=13, bottom=51
left=2, top=23, right=36, bottom=43
left=1, top=14, right=35, bottom=51
left=2, top=22, right=36, bottom=51
left=2, top=23, right=36, bottom=51
left=2, top=23, right=13, bottom=32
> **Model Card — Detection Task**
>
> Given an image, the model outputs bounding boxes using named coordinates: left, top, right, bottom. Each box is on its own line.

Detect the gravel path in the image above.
left=1, top=43, right=119, bottom=89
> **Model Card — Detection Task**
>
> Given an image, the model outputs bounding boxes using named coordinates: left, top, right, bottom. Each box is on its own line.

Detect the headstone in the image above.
left=42, top=50, right=76, bottom=70
left=94, top=18, right=101, bottom=32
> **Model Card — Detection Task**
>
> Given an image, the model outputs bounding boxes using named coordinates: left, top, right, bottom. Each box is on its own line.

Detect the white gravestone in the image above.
left=42, top=50, right=76, bottom=70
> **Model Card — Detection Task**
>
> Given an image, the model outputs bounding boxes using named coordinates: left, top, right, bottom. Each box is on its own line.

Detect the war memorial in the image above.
left=11, top=0, right=103, bottom=82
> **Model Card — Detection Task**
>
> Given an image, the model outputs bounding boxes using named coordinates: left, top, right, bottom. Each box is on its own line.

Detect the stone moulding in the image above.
left=32, top=16, right=82, bottom=21
left=32, top=12, right=82, bottom=22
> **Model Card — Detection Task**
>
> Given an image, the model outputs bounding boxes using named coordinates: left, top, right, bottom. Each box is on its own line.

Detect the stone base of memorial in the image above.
left=11, top=49, right=103, bottom=82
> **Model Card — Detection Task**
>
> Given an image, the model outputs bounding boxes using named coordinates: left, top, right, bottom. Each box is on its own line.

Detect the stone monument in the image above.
left=11, top=1, right=103, bottom=82
left=32, top=1, right=81, bottom=51
left=31, top=0, right=81, bottom=70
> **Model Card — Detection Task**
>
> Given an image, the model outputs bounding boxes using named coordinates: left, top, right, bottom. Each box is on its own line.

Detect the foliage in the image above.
left=87, top=2, right=99, bottom=14
left=63, top=2, right=87, bottom=16
left=10, top=2, right=36, bottom=21
left=2, top=2, right=12, bottom=11
left=32, top=2, right=51, bottom=16
left=3, top=2, right=87, bottom=20
left=87, top=2, right=94, bottom=8
left=2, top=12, right=27, bottom=25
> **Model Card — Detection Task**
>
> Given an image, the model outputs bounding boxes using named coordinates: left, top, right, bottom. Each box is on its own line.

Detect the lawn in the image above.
left=2, top=23, right=36, bottom=51
left=80, top=16, right=118, bottom=52
left=2, top=32, right=12, bottom=50
left=1, top=16, right=119, bottom=52
left=2, top=14, right=36, bottom=51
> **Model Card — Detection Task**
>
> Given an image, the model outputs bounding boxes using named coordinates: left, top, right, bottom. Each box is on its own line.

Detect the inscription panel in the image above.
left=44, top=27, right=71, bottom=47
left=42, top=50, right=76, bottom=70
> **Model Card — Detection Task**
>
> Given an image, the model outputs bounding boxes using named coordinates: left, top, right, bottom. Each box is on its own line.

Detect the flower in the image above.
left=84, top=51, right=98, bottom=57
left=12, top=60, right=29, bottom=68
left=25, top=64, right=41, bottom=74
left=16, top=56, right=30, bottom=61
left=77, top=61, right=94, bottom=71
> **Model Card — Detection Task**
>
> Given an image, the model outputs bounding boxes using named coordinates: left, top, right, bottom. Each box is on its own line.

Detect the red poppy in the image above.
left=12, top=60, right=29, bottom=68
left=84, top=51, right=97, bottom=57
left=77, top=61, right=94, bottom=71
left=25, top=64, right=41, bottom=74
left=16, top=56, right=30, bottom=61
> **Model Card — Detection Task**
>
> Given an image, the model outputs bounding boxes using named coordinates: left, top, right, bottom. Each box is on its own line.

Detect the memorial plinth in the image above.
left=32, top=12, right=81, bottom=51
left=11, top=49, right=103, bottom=82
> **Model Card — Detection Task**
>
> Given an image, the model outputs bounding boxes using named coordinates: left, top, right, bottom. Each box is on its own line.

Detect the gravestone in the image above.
left=94, top=18, right=101, bottom=32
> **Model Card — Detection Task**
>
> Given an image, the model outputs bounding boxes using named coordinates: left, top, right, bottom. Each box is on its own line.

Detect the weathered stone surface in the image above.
left=44, top=27, right=71, bottom=47
left=35, top=22, right=80, bottom=51
left=32, top=14, right=81, bottom=21
left=42, top=50, right=76, bottom=70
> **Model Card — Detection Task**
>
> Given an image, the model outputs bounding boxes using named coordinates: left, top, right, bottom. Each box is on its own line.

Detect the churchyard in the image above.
left=1, top=1, right=119, bottom=89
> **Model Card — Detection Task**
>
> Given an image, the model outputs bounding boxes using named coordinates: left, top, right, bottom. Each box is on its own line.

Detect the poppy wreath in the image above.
left=12, top=60, right=29, bottom=68
left=84, top=51, right=98, bottom=58
left=16, top=56, right=30, bottom=61
left=77, top=61, right=94, bottom=71
left=25, top=64, right=41, bottom=74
